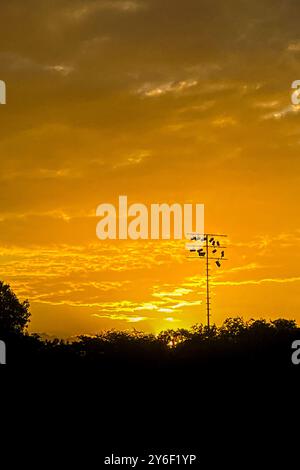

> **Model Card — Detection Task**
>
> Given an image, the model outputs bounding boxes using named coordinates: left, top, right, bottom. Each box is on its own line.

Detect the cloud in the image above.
left=113, top=150, right=151, bottom=168
left=287, top=42, right=300, bottom=51
left=262, top=104, right=300, bottom=120
left=213, top=277, right=300, bottom=287
left=44, top=64, right=74, bottom=76
left=0, top=52, right=74, bottom=76
left=152, top=287, right=193, bottom=298
left=171, top=300, right=201, bottom=309
left=236, top=233, right=300, bottom=250
left=137, top=79, right=198, bottom=97
left=224, top=263, right=261, bottom=273
left=66, top=0, right=144, bottom=20
left=212, top=116, right=237, bottom=127
left=92, top=313, right=148, bottom=322
left=253, top=100, right=280, bottom=109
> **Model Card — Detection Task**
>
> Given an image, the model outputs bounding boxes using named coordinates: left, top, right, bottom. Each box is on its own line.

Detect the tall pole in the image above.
left=186, top=233, right=227, bottom=331
left=205, top=236, right=210, bottom=330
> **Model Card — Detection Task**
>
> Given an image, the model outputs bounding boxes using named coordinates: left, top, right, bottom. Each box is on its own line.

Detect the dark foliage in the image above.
left=0, top=281, right=30, bottom=334
left=0, top=281, right=299, bottom=372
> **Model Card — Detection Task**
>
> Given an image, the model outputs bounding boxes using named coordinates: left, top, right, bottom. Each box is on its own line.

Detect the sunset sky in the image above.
left=0, top=0, right=300, bottom=337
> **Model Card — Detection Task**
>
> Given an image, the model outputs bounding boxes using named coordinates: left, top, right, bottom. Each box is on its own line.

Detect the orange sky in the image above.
left=0, top=0, right=300, bottom=337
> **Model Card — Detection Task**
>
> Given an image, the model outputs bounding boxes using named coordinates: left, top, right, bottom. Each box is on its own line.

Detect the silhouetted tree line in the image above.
left=0, top=280, right=299, bottom=370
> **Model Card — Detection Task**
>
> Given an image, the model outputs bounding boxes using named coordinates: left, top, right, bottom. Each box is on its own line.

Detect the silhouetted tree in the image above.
left=271, top=318, right=297, bottom=330
left=157, top=328, right=192, bottom=346
left=0, top=283, right=298, bottom=371
left=0, top=281, right=30, bottom=334
left=219, top=317, right=247, bottom=340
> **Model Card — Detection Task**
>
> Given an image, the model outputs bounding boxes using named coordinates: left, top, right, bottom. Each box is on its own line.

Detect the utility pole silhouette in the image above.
left=186, top=233, right=228, bottom=330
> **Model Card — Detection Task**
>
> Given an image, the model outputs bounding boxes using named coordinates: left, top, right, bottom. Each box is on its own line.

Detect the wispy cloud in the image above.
left=262, top=104, right=300, bottom=120
left=67, top=0, right=144, bottom=20
left=287, top=42, right=300, bottom=52
left=253, top=100, right=280, bottom=109
left=44, top=64, right=74, bottom=76
left=0, top=53, right=74, bottom=76
left=212, top=116, right=237, bottom=127
left=214, top=277, right=300, bottom=287
left=152, top=287, right=193, bottom=298
left=92, top=313, right=148, bottom=323
left=236, top=233, right=300, bottom=250
left=113, top=150, right=151, bottom=168
left=137, top=79, right=198, bottom=97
